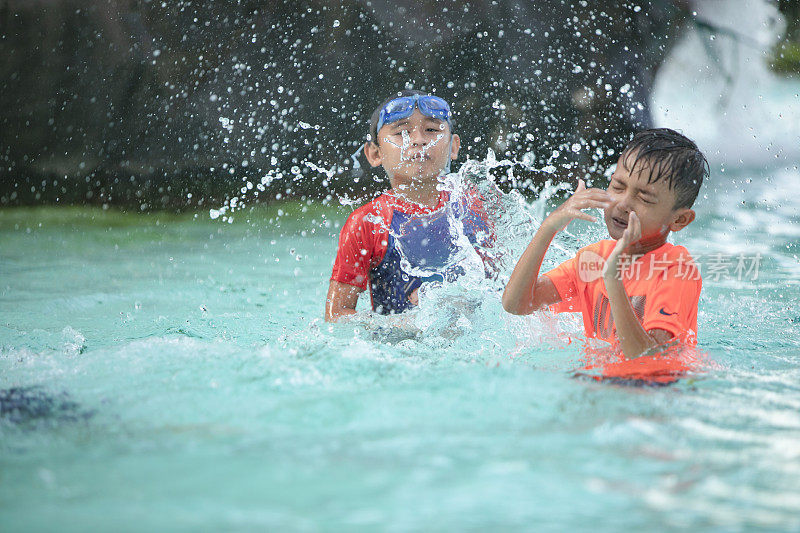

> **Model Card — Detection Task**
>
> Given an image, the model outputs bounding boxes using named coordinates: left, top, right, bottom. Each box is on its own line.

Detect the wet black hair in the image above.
left=368, top=89, right=454, bottom=145
left=620, top=128, right=709, bottom=210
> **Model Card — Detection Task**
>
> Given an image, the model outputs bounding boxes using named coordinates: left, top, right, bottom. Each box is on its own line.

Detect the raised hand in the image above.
left=543, top=179, right=611, bottom=233
left=503, top=179, right=611, bottom=315
left=604, top=211, right=641, bottom=281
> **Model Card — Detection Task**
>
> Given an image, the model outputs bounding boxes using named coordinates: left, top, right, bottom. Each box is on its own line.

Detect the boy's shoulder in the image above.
left=342, top=192, right=395, bottom=227
left=346, top=190, right=450, bottom=223
left=571, top=240, right=616, bottom=267
left=348, top=190, right=446, bottom=215
left=569, top=240, right=699, bottom=282
left=654, top=242, right=696, bottom=264
left=574, top=240, right=695, bottom=261
left=578, top=239, right=616, bottom=256
left=651, top=242, right=700, bottom=281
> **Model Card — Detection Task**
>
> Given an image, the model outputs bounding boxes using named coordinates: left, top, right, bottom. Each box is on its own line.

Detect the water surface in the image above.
left=2, top=165, right=799, bottom=531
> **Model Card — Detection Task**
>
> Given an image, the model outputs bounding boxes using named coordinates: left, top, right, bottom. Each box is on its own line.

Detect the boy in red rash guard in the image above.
left=503, top=129, right=709, bottom=361
left=325, top=90, right=491, bottom=322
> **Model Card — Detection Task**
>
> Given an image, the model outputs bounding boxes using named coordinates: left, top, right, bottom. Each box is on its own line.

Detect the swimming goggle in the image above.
left=375, top=94, right=452, bottom=134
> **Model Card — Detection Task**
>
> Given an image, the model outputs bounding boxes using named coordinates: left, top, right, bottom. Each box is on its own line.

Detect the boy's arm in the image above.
left=605, top=277, right=673, bottom=357
left=326, top=206, right=376, bottom=322
left=502, top=180, right=611, bottom=315
left=501, top=224, right=562, bottom=314
left=603, top=212, right=674, bottom=358
left=325, top=281, right=363, bottom=322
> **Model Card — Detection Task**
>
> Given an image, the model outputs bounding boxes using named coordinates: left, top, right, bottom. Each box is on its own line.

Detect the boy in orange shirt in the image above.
left=502, top=128, right=708, bottom=360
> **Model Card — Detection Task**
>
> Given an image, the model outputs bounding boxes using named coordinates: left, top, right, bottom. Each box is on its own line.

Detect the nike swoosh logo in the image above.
left=659, top=308, right=678, bottom=316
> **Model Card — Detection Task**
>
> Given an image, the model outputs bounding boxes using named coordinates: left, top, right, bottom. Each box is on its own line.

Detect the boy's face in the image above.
left=364, top=108, right=460, bottom=183
left=603, top=152, right=695, bottom=245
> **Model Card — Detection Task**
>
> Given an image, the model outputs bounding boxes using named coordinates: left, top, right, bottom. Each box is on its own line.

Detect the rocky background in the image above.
left=0, top=0, right=757, bottom=210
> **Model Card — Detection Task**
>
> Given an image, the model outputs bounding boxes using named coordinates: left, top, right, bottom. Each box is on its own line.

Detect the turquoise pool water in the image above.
left=1, top=166, right=799, bottom=531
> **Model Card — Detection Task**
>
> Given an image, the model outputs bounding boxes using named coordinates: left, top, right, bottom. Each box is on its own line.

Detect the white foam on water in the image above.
left=363, top=152, right=608, bottom=354
left=652, top=0, right=800, bottom=167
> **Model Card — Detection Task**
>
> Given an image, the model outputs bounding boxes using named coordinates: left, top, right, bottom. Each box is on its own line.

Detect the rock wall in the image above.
left=0, top=0, right=689, bottom=209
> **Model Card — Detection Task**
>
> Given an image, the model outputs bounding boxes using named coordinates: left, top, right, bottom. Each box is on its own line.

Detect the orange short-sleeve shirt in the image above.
left=544, top=240, right=701, bottom=345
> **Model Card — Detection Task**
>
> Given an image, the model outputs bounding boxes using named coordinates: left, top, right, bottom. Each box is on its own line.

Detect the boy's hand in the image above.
left=604, top=211, right=641, bottom=281
left=543, top=179, right=611, bottom=233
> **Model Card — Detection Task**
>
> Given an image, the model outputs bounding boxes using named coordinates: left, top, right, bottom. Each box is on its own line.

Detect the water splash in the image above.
left=340, top=150, right=609, bottom=352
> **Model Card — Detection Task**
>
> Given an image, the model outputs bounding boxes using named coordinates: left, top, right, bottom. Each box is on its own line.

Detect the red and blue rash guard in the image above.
left=330, top=189, right=491, bottom=314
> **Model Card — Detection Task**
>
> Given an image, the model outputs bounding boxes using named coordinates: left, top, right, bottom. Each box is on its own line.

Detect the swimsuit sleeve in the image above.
left=330, top=209, right=375, bottom=290
left=461, top=189, right=494, bottom=247
left=459, top=188, right=499, bottom=278
left=543, top=255, right=579, bottom=313
left=640, top=261, right=702, bottom=344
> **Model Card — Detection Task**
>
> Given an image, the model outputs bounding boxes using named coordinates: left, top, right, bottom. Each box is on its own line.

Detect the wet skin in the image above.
left=603, top=152, right=695, bottom=256
left=503, top=154, right=697, bottom=357
left=363, top=108, right=460, bottom=205
left=325, top=108, right=461, bottom=321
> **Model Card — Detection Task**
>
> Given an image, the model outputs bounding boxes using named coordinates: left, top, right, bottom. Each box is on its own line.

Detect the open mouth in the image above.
left=611, top=215, right=628, bottom=229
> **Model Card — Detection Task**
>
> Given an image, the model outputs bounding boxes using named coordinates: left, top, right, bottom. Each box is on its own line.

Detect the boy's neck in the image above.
left=390, top=176, right=441, bottom=207
left=626, top=232, right=669, bottom=257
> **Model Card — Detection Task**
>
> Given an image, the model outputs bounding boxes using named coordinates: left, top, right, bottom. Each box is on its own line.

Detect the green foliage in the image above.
left=770, top=39, right=800, bottom=75
left=0, top=200, right=350, bottom=231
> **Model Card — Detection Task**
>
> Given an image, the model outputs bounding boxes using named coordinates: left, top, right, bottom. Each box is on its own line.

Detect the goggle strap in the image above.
left=350, top=145, right=362, bottom=173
